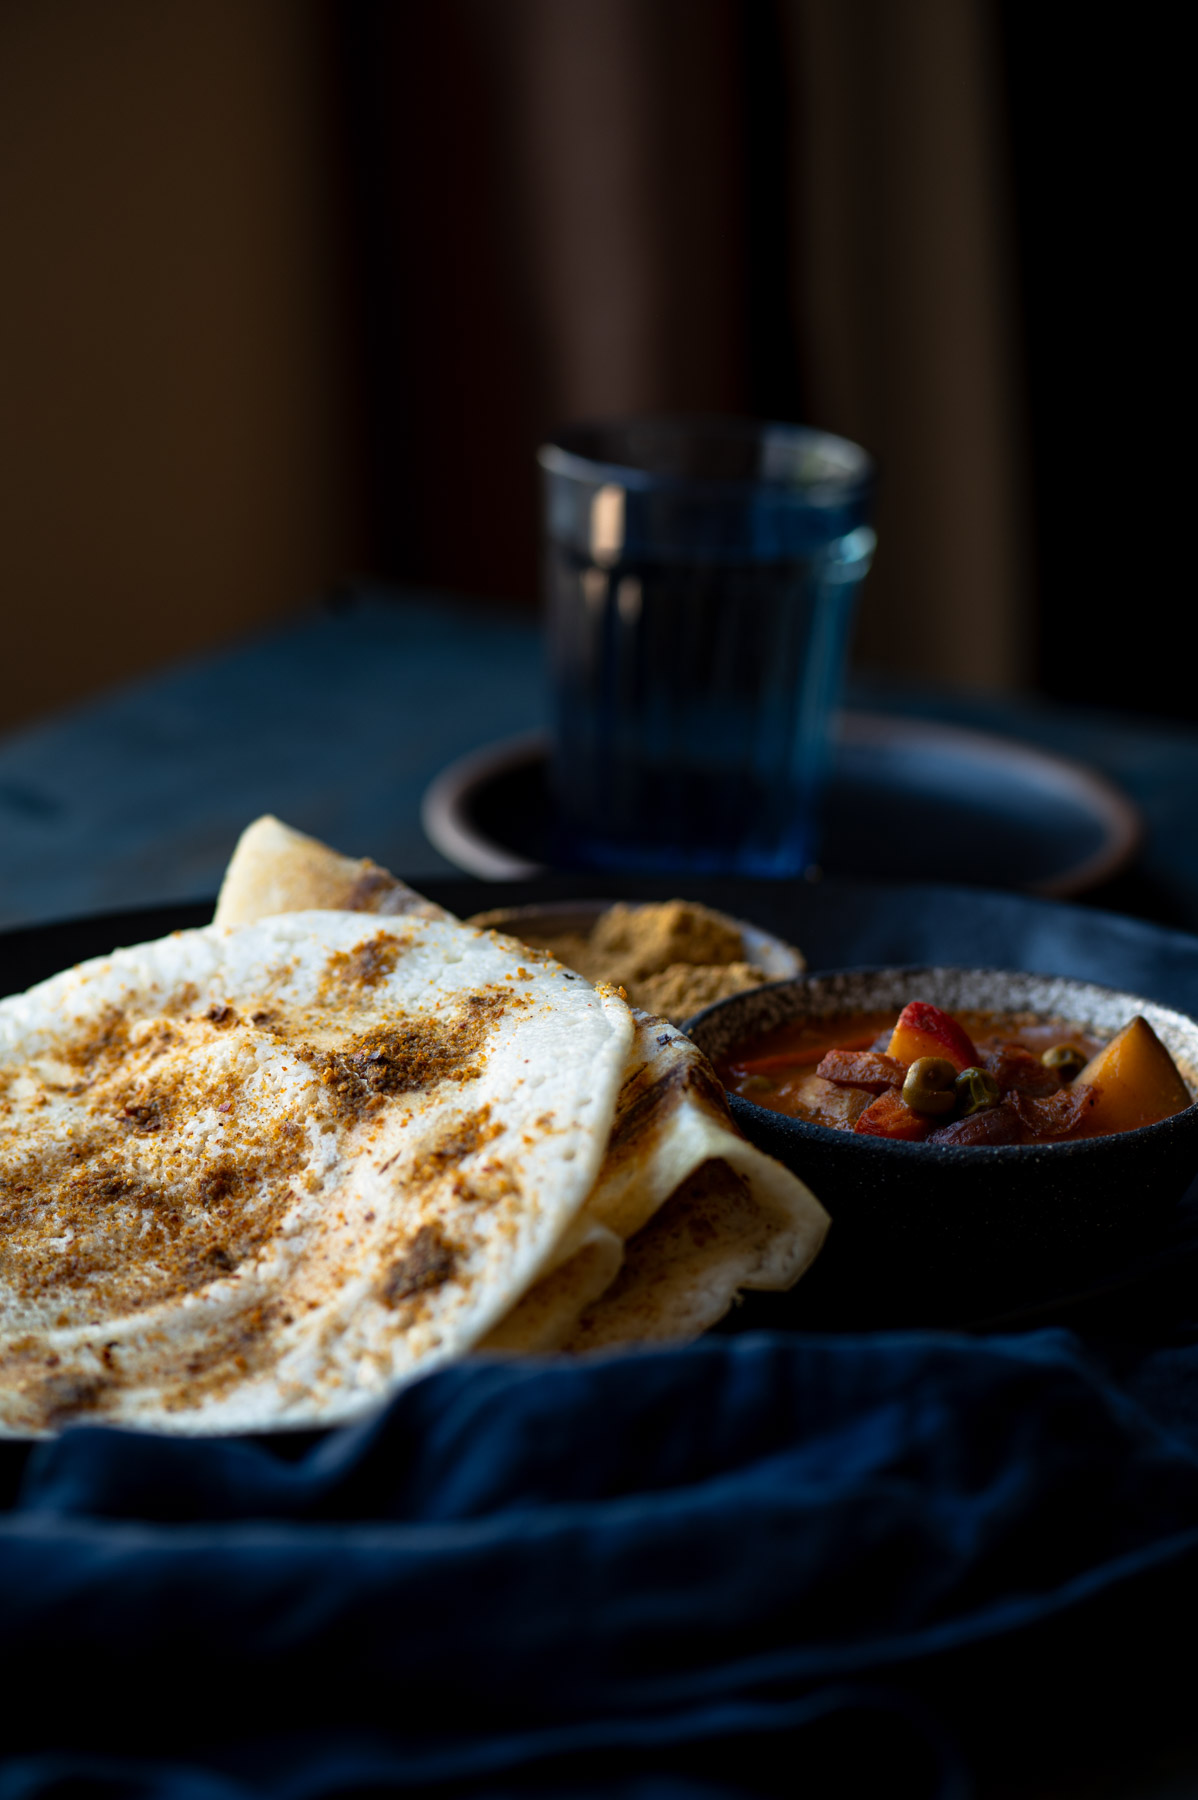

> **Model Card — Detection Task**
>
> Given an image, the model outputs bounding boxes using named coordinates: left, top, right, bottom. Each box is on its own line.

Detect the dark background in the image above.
left=1, top=0, right=1188, bottom=736
left=998, top=5, right=1188, bottom=715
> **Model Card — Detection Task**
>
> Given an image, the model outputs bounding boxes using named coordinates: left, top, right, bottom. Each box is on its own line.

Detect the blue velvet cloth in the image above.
left=5, top=1319, right=1198, bottom=1798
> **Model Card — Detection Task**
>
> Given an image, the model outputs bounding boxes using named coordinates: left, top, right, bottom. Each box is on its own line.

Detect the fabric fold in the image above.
left=6, top=1329, right=1198, bottom=1793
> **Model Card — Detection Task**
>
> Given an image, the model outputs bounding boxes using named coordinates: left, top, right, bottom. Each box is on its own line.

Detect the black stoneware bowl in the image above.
left=686, top=968, right=1198, bottom=1281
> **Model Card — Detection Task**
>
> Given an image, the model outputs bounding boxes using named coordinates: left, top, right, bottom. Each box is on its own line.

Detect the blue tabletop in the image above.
left=3, top=586, right=1198, bottom=932
left=0, top=590, right=543, bottom=928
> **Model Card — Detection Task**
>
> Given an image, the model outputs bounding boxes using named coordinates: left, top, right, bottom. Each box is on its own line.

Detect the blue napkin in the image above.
left=5, top=1322, right=1198, bottom=1799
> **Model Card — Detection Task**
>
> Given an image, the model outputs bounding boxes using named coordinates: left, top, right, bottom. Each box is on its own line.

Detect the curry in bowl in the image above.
left=687, top=967, right=1198, bottom=1273
left=720, top=999, right=1193, bottom=1146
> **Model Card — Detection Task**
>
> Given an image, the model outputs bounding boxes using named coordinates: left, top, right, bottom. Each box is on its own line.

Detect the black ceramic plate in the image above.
left=4, top=877, right=1198, bottom=1335
left=419, top=719, right=1141, bottom=895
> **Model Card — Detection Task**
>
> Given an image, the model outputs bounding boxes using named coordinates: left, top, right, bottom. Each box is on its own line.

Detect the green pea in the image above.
left=955, top=1065, right=1000, bottom=1115
left=742, top=1074, right=776, bottom=1096
left=902, top=1056, right=958, bottom=1116
left=1042, top=1043, right=1087, bottom=1082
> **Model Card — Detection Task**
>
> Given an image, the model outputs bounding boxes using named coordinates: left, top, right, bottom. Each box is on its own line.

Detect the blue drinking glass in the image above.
left=539, top=416, right=876, bottom=877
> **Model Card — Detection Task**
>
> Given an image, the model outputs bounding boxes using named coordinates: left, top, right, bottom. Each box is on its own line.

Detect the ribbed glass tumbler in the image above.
left=540, top=417, right=875, bottom=877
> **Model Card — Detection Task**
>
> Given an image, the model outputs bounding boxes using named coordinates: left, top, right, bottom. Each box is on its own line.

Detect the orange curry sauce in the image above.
left=719, top=1003, right=1191, bottom=1146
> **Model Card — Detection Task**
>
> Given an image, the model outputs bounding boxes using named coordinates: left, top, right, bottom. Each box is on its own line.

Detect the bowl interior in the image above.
left=687, top=965, right=1198, bottom=1096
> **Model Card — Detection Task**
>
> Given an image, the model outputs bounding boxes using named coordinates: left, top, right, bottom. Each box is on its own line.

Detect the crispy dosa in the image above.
left=217, top=817, right=829, bottom=1352
left=214, top=815, right=448, bottom=928
left=0, top=911, right=632, bottom=1435
left=558, top=1011, right=827, bottom=1345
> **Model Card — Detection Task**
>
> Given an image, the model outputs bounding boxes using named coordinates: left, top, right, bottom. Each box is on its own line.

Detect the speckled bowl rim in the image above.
left=685, top=965, right=1198, bottom=1159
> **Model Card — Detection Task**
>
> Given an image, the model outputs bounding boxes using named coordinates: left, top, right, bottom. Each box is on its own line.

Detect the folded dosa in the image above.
left=0, top=911, right=632, bottom=1435
left=218, top=818, right=829, bottom=1352
left=215, top=815, right=448, bottom=928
